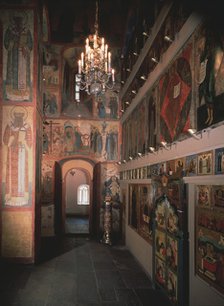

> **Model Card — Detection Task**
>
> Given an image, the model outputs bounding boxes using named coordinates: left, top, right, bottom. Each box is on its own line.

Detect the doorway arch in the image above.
left=64, top=167, right=91, bottom=234
left=54, top=158, right=97, bottom=236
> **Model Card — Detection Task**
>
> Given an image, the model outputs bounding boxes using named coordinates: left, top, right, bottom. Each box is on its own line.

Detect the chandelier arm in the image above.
left=94, top=1, right=99, bottom=36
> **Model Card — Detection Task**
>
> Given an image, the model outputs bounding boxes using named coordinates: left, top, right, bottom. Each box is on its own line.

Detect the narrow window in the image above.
left=77, top=184, right=90, bottom=205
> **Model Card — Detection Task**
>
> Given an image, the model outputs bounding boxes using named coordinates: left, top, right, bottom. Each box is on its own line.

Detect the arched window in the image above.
left=77, top=184, right=90, bottom=205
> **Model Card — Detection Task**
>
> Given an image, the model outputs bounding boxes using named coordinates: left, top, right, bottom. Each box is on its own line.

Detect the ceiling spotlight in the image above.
left=117, top=161, right=122, bottom=165
left=142, top=31, right=149, bottom=37
left=164, top=35, right=173, bottom=43
left=126, top=68, right=131, bottom=72
left=132, top=90, right=137, bottom=95
left=138, top=152, right=142, bottom=157
left=125, top=101, right=130, bottom=105
left=123, top=159, right=127, bottom=164
left=129, top=156, right=133, bottom=160
left=160, top=141, right=169, bottom=150
left=133, top=52, right=138, bottom=56
left=151, top=57, right=159, bottom=64
left=121, top=80, right=125, bottom=84
left=120, top=109, right=124, bottom=113
left=187, top=128, right=201, bottom=140
left=140, top=75, right=147, bottom=81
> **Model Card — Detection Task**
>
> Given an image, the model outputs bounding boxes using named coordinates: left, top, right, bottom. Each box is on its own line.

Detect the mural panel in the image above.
left=43, top=119, right=119, bottom=161
left=2, top=105, right=33, bottom=206
left=1, top=9, right=34, bottom=101
left=43, top=44, right=61, bottom=117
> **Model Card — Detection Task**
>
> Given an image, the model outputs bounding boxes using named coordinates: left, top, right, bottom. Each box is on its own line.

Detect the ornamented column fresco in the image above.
left=2, top=105, right=33, bottom=207
left=1, top=9, right=34, bottom=102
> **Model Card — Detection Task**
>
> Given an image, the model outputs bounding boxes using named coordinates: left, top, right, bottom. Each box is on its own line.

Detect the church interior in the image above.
left=0, top=0, right=224, bottom=305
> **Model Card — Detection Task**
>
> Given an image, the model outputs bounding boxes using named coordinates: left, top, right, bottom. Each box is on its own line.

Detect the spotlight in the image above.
left=149, top=146, right=156, bottom=154
left=138, top=152, right=142, bottom=157
left=126, top=68, right=131, bottom=72
left=151, top=57, right=159, bottom=64
left=187, top=128, right=201, bottom=140
left=121, top=80, right=125, bottom=84
left=133, top=52, right=138, bottom=56
left=117, top=161, right=122, bottom=165
left=125, top=101, right=130, bottom=105
left=164, top=35, right=173, bottom=43
left=160, top=141, right=169, bottom=150
left=129, top=156, right=133, bottom=160
left=120, top=109, right=124, bottom=113
left=123, top=159, right=127, bottom=164
left=140, top=75, right=147, bottom=81
left=132, top=90, right=137, bottom=95
left=142, top=31, right=149, bottom=37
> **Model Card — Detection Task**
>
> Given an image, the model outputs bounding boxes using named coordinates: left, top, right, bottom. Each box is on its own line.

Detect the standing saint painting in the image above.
left=3, top=10, right=33, bottom=101
left=2, top=106, right=33, bottom=206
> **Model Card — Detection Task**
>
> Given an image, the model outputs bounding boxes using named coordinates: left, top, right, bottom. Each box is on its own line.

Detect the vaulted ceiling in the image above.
left=43, top=0, right=156, bottom=51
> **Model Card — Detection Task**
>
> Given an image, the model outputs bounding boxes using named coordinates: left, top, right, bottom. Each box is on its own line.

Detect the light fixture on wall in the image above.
left=76, top=1, right=115, bottom=96
left=140, top=75, right=147, bottom=81
left=187, top=128, right=201, bottom=140
left=142, top=31, right=149, bottom=38
left=137, top=152, right=143, bottom=158
left=149, top=146, right=157, bottom=154
left=70, top=169, right=76, bottom=176
left=151, top=56, right=159, bottom=64
left=164, top=35, right=173, bottom=43
left=160, top=141, right=170, bottom=150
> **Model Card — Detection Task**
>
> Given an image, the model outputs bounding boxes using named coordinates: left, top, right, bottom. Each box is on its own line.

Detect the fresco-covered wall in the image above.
left=0, top=5, right=38, bottom=262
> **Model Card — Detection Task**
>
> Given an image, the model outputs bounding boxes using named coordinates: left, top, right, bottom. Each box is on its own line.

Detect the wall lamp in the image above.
left=164, top=35, right=173, bottom=43
left=160, top=141, right=170, bottom=150
left=187, top=128, right=201, bottom=140
left=140, top=75, right=147, bottom=81
left=137, top=152, right=143, bottom=157
left=149, top=146, right=157, bottom=154
left=151, top=57, right=159, bottom=64
left=142, top=31, right=149, bottom=38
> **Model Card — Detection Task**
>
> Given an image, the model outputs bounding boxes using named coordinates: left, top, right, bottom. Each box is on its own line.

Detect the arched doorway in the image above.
left=64, top=167, right=91, bottom=234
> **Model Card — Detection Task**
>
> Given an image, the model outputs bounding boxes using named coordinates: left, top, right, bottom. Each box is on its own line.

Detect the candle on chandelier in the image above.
left=78, top=60, right=81, bottom=74
left=112, top=69, right=115, bottom=82
left=108, top=52, right=111, bottom=72
left=105, top=44, right=108, bottom=59
left=81, top=52, right=84, bottom=68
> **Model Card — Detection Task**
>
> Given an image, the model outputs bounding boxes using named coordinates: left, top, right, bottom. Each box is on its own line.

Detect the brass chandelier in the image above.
left=77, top=0, right=115, bottom=96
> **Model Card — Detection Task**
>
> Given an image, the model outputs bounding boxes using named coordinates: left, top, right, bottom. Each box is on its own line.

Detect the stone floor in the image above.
left=65, top=216, right=89, bottom=234
left=0, top=236, right=172, bottom=306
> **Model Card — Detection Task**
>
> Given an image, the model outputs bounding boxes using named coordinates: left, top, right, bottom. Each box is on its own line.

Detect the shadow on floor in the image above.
left=0, top=236, right=173, bottom=306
